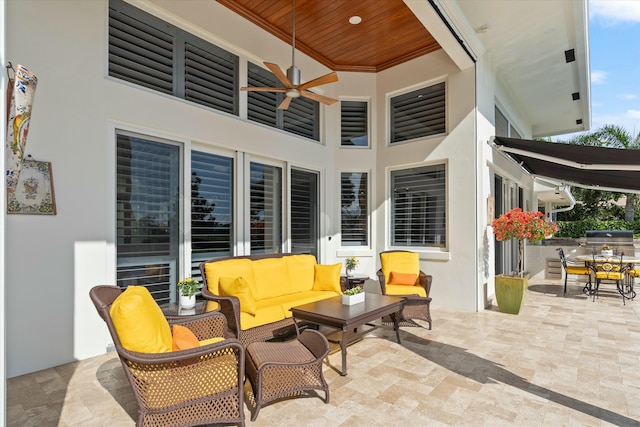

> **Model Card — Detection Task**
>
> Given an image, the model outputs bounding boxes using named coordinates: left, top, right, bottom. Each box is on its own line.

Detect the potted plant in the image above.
left=601, top=244, right=613, bottom=257
left=345, top=256, right=359, bottom=277
left=491, top=207, right=556, bottom=314
left=177, top=277, right=199, bottom=309
left=342, top=285, right=365, bottom=305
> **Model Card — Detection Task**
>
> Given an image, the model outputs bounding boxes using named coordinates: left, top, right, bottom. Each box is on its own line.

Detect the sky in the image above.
left=582, top=0, right=640, bottom=137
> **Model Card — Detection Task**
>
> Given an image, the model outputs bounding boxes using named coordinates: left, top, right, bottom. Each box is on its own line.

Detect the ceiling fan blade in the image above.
left=241, top=86, right=287, bottom=92
left=278, top=96, right=293, bottom=110
left=264, top=62, right=293, bottom=88
left=301, top=91, right=338, bottom=106
left=297, top=71, right=338, bottom=91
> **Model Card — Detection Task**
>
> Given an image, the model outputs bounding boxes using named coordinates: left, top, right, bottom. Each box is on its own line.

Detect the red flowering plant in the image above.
left=491, top=207, right=557, bottom=277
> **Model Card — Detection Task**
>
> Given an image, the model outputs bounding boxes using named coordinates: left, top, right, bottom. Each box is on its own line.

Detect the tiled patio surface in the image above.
left=7, top=277, right=640, bottom=426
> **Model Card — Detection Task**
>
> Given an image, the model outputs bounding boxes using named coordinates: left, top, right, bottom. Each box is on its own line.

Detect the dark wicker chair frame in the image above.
left=199, top=253, right=310, bottom=347
left=377, top=250, right=433, bottom=330
left=557, top=247, right=592, bottom=294
left=90, top=285, right=246, bottom=427
left=245, top=329, right=330, bottom=421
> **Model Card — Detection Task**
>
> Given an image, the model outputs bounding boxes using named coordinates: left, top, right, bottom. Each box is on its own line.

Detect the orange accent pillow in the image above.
left=172, top=324, right=200, bottom=351
left=388, top=271, right=417, bottom=286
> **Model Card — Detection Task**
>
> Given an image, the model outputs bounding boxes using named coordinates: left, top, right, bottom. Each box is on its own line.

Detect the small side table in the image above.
left=160, top=299, right=217, bottom=316
left=340, top=273, right=369, bottom=292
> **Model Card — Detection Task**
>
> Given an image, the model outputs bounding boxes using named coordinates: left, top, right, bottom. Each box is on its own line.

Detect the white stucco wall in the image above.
left=3, top=0, right=532, bottom=377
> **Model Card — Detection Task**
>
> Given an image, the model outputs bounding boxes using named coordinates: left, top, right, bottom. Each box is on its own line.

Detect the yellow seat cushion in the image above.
left=565, top=266, right=591, bottom=275
left=388, top=271, right=418, bottom=286
left=110, top=286, right=172, bottom=353
left=219, top=276, right=257, bottom=315
left=385, top=284, right=427, bottom=298
left=312, top=263, right=342, bottom=293
left=380, top=252, right=420, bottom=286
left=595, top=271, right=624, bottom=280
left=239, top=301, right=288, bottom=330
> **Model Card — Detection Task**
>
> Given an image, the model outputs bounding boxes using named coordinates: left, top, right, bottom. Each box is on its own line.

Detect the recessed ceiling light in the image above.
left=349, top=16, right=362, bottom=25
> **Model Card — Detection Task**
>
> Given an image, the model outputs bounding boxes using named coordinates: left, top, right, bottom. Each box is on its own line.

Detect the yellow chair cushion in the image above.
left=251, top=258, right=293, bottom=300
left=595, top=271, right=624, bottom=280
left=219, top=276, right=257, bottom=315
left=385, top=284, right=427, bottom=298
left=380, top=251, right=420, bottom=285
left=110, top=286, right=172, bottom=353
left=388, top=271, right=417, bottom=286
left=565, top=266, right=591, bottom=275
left=312, top=263, right=342, bottom=293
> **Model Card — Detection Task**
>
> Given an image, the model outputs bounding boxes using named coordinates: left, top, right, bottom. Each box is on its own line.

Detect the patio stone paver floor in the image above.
left=7, top=277, right=640, bottom=426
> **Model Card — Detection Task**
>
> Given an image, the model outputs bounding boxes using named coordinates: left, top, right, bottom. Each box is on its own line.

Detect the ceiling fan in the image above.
left=240, top=0, right=339, bottom=110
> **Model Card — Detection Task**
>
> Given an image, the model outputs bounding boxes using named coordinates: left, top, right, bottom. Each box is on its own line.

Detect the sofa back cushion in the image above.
left=252, top=257, right=293, bottom=300
left=286, top=254, right=317, bottom=293
left=110, top=286, right=172, bottom=353
left=204, top=258, right=256, bottom=296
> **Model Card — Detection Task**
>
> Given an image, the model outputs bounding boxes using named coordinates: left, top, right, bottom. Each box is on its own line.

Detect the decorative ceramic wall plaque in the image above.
left=7, top=157, right=56, bottom=215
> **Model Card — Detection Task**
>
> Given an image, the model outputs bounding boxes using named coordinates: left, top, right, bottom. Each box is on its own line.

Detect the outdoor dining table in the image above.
left=575, top=254, right=640, bottom=301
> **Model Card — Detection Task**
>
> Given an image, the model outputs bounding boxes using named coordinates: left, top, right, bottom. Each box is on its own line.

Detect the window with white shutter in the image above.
left=109, top=0, right=239, bottom=115
left=341, top=172, right=368, bottom=246
left=116, top=133, right=181, bottom=303
left=190, top=151, right=234, bottom=280
left=247, top=62, right=320, bottom=141
left=341, top=101, right=368, bottom=147
left=391, top=164, right=446, bottom=247
left=390, top=82, right=445, bottom=143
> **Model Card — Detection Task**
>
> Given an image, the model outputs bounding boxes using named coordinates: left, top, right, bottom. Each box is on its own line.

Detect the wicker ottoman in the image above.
left=245, top=329, right=330, bottom=421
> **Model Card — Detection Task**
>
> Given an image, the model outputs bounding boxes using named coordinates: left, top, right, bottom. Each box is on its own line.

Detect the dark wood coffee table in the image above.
left=290, top=293, right=405, bottom=375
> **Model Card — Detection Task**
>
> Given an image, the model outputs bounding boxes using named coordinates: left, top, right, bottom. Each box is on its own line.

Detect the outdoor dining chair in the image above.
left=557, top=248, right=592, bottom=294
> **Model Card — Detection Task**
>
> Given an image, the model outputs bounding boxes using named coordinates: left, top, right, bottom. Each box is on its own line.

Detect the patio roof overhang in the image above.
left=492, top=136, right=640, bottom=194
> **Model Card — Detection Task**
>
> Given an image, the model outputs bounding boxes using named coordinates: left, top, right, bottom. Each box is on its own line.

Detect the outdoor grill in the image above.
left=585, top=230, right=635, bottom=256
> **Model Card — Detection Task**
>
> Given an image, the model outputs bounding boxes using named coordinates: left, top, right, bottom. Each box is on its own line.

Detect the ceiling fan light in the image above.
left=286, top=88, right=301, bottom=98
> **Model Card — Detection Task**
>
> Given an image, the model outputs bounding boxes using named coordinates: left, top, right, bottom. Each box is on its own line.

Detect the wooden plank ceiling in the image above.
left=216, top=0, right=441, bottom=72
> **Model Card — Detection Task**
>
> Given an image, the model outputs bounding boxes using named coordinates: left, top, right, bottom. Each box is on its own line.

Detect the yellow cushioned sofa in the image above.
left=200, top=253, right=342, bottom=346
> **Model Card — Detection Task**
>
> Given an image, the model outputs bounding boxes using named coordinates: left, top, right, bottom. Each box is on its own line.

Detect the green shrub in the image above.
left=554, top=219, right=640, bottom=238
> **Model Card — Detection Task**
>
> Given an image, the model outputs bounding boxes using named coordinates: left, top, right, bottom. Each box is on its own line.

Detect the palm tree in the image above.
left=567, top=125, right=640, bottom=221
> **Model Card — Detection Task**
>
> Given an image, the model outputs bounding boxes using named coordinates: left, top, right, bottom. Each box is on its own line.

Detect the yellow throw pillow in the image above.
left=172, top=324, right=199, bottom=351
left=313, top=263, right=342, bottom=293
left=219, top=276, right=257, bottom=315
left=388, top=271, right=417, bottom=286
left=110, top=286, right=172, bottom=353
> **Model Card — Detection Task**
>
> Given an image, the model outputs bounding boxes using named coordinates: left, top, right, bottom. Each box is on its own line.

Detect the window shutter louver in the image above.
left=185, top=39, right=238, bottom=115
left=341, top=172, right=369, bottom=246
left=116, top=134, right=180, bottom=303
left=109, top=5, right=174, bottom=94
left=341, top=101, right=368, bottom=146
left=290, top=169, right=319, bottom=257
left=109, top=0, right=238, bottom=116
left=247, top=62, right=319, bottom=140
left=391, top=164, right=446, bottom=247
left=250, top=162, right=282, bottom=254
left=391, top=82, right=446, bottom=143
left=190, top=151, right=234, bottom=279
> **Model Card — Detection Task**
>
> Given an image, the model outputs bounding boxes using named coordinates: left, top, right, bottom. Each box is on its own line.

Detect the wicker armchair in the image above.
left=377, top=250, right=433, bottom=329
left=89, top=285, right=246, bottom=427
